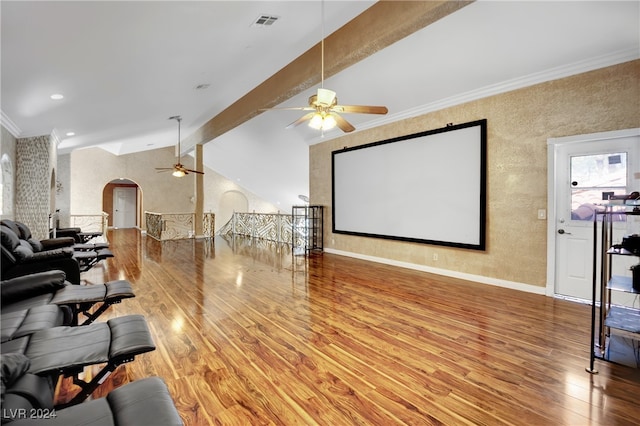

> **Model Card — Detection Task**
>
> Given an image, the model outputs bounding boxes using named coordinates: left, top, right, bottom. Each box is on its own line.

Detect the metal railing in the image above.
left=218, top=211, right=306, bottom=247
left=69, top=213, right=109, bottom=234
left=145, top=211, right=215, bottom=241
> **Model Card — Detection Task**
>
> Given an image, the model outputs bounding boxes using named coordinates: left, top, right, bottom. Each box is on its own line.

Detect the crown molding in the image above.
left=0, top=110, right=22, bottom=138
left=50, top=128, right=62, bottom=147
left=309, top=48, right=639, bottom=145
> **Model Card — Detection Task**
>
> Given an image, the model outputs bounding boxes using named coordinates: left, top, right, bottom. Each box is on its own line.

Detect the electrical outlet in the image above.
left=432, top=253, right=438, bottom=261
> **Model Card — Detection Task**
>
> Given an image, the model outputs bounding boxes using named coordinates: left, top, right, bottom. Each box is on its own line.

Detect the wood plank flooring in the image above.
left=58, top=229, right=640, bottom=425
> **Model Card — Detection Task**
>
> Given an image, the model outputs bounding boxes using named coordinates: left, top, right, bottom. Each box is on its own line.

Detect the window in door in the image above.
left=570, top=152, right=628, bottom=221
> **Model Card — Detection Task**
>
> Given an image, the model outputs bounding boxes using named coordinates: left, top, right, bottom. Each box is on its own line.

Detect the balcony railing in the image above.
left=69, top=213, right=109, bottom=234
left=217, top=211, right=306, bottom=247
left=145, top=211, right=215, bottom=241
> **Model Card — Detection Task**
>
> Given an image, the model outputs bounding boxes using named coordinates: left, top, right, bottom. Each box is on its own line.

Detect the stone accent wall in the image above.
left=15, top=135, right=56, bottom=239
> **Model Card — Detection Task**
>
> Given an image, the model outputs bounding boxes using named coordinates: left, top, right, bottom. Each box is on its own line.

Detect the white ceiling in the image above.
left=2, top=1, right=639, bottom=211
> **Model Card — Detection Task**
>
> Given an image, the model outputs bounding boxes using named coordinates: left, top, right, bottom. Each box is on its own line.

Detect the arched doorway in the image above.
left=219, top=190, right=248, bottom=231
left=102, top=179, right=142, bottom=229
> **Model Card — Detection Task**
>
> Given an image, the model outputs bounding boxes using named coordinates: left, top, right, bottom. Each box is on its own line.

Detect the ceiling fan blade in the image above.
left=286, top=112, right=316, bottom=129
left=260, top=106, right=314, bottom=112
left=184, top=168, right=205, bottom=175
left=334, top=114, right=356, bottom=133
left=333, top=104, right=388, bottom=115
left=155, top=168, right=173, bottom=172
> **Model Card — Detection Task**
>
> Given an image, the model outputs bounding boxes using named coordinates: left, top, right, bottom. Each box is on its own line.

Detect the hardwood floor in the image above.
left=58, top=229, right=640, bottom=425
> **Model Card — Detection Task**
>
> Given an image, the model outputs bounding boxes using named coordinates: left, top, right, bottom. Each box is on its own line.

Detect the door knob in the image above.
left=558, top=229, right=572, bottom=235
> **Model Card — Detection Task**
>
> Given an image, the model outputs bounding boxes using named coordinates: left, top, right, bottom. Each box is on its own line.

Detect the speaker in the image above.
left=632, top=264, right=640, bottom=292
left=622, top=234, right=640, bottom=255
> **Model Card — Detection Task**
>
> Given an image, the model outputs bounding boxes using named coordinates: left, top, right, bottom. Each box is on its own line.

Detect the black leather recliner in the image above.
left=1, top=353, right=55, bottom=424
left=2, top=270, right=135, bottom=341
left=1, top=358, right=183, bottom=425
left=1, top=225, right=81, bottom=284
left=1, top=314, right=156, bottom=410
left=49, top=226, right=103, bottom=245
left=3, top=220, right=109, bottom=252
left=1, top=220, right=76, bottom=251
left=1, top=220, right=113, bottom=273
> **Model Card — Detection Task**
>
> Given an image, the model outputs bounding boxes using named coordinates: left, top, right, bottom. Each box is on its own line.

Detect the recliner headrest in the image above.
left=0, top=220, right=21, bottom=239
left=1, top=225, right=20, bottom=251
left=0, top=226, right=34, bottom=260
left=14, top=222, right=33, bottom=240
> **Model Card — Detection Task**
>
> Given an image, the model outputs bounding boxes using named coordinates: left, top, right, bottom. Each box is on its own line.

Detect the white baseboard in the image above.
left=323, top=248, right=547, bottom=296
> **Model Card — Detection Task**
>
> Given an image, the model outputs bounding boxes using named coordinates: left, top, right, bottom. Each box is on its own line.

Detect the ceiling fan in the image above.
left=263, top=1, right=388, bottom=133
left=155, top=116, right=204, bottom=177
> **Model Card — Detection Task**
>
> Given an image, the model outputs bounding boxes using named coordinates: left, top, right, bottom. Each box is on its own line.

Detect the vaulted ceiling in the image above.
left=2, top=1, right=638, bottom=211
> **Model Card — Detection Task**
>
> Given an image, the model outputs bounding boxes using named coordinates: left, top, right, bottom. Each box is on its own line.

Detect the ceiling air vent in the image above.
left=252, top=14, right=279, bottom=27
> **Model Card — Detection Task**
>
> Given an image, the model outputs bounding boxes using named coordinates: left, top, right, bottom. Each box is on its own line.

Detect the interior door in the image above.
left=113, top=187, right=137, bottom=228
left=552, top=131, right=639, bottom=301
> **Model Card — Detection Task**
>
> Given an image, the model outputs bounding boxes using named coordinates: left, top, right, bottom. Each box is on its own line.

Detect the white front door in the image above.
left=113, top=187, right=137, bottom=228
left=548, top=129, right=639, bottom=301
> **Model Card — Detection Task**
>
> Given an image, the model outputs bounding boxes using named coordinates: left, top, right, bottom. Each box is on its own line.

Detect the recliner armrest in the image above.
left=4, top=372, right=54, bottom=410
left=26, top=247, right=75, bottom=262
left=40, top=237, right=76, bottom=250
left=1, top=271, right=67, bottom=304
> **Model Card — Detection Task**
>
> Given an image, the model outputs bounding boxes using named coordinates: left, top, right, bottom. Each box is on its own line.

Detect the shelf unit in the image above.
left=588, top=203, right=640, bottom=373
left=291, top=205, right=323, bottom=254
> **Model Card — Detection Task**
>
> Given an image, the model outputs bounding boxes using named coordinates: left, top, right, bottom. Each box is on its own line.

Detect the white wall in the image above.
left=70, top=146, right=279, bottom=231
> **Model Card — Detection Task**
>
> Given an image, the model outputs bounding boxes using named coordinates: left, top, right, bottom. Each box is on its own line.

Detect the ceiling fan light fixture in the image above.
left=172, top=169, right=186, bottom=178
left=308, top=113, right=324, bottom=130
left=308, top=112, right=337, bottom=131
left=322, top=114, right=337, bottom=130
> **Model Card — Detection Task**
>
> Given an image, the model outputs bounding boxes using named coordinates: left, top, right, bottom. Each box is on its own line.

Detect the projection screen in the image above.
left=332, top=119, right=486, bottom=250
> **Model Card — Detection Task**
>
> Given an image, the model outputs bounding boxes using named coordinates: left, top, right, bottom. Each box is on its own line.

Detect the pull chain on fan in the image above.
left=155, top=116, right=204, bottom=177
left=261, top=0, right=388, bottom=133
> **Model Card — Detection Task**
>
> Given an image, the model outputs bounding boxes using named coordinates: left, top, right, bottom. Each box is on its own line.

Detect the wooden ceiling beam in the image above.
left=182, top=0, right=473, bottom=149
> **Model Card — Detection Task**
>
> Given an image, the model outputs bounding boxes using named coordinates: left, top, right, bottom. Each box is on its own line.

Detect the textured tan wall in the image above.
left=310, top=60, right=640, bottom=288
left=70, top=146, right=278, bottom=230
left=55, top=154, right=71, bottom=228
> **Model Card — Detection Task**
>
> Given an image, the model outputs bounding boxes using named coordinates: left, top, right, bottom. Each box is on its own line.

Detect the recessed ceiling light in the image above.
left=65, top=132, right=75, bottom=137
left=50, top=94, right=64, bottom=100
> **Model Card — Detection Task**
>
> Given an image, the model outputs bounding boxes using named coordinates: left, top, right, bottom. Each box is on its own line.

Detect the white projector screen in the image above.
left=332, top=119, right=486, bottom=250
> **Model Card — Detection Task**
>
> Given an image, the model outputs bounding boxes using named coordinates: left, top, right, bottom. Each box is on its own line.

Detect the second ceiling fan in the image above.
left=155, top=116, right=204, bottom=177
left=264, top=1, right=388, bottom=133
